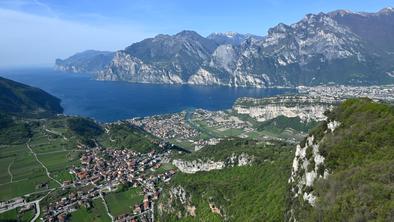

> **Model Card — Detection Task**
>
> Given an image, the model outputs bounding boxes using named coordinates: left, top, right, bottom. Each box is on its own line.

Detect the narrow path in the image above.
left=99, top=192, right=114, bottom=222
left=7, top=159, right=14, bottom=183
left=26, top=140, right=62, bottom=187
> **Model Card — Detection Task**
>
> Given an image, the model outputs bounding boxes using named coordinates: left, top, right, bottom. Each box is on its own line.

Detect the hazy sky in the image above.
left=1, top=0, right=393, bottom=67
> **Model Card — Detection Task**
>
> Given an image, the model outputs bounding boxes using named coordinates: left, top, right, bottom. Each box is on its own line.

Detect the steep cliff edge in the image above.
left=288, top=98, right=394, bottom=221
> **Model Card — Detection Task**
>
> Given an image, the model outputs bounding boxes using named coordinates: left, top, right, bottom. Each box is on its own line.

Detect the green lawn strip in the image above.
left=104, top=188, right=144, bottom=216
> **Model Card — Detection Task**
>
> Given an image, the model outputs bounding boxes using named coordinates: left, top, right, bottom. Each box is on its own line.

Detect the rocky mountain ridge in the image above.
left=56, top=8, right=394, bottom=87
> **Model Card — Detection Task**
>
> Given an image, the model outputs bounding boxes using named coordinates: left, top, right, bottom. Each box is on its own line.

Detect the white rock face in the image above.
left=172, top=153, right=254, bottom=174
left=289, top=120, right=340, bottom=208
left=187, top=68, right=224, bottom=86
left=327, top=120, right=341, bottom=132
left=234, top=104, right=328, bottom=122
left=234, top=95, right=334, bottom=122
left=172, top=159, right=225, bottom=174
left=97, top=51, right=184, bottom=84
left=170, top=186, right=189, bottom=205
left=209, top=44, right=238, bottom=73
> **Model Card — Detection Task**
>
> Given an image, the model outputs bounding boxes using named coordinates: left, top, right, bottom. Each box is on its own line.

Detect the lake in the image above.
left=0, top=67, right=296, bottom=122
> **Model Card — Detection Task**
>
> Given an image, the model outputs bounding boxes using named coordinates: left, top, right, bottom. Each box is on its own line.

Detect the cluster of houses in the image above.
left=297, top=85, right=394, bottom=103
left=129, top=112, right=199, bottom=140
left=192, top=109, right=251, bottom=131
left=43, top=187, right=100, bottom=222
left=41, top=147, right=176, bottom=221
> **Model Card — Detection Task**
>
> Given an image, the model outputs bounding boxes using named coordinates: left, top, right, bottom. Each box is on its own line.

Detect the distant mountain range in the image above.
left=55, top=8, right=394, bottom=87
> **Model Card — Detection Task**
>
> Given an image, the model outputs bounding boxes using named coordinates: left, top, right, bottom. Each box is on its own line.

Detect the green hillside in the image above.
left=0, top=76, right=63, bottom=118
left=291, top=98, right=394, bottom=221
left=157, top=139, right=294, bottom=221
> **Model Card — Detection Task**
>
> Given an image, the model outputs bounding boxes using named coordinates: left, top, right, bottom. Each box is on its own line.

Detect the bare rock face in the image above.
left=172, top=153, right=254, bottom=174
left=97, top=51, right=183, bottom=84
left=233, top=95, right=335, bottom=122
left=287, top=119, right=340, bottom=220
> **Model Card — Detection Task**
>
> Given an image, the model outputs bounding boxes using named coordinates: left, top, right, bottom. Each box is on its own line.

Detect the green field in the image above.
left=105, top=188, right=144, bottom=216
left=0, top=142, right=58, bottom=201
left=0, top=123, right=82, bottom=201
left=70, top=198, right=111, bottom=222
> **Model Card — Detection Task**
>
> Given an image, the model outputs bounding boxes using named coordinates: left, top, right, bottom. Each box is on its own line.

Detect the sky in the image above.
left=0, top=0, right=393, bottom=67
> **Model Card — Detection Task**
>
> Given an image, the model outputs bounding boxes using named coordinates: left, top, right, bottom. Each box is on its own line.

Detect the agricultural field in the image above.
left=0, top=121, right=82, bottom=201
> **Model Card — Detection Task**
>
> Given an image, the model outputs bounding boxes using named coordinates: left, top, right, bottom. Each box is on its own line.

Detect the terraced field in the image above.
left=0, top=123, right=81, bottom=201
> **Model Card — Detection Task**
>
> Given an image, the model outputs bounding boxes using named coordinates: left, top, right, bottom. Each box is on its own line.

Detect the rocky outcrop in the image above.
left=233, top=95, right=335, bottom=122
left=172, top=153, right=254, bottom=174
left=288, top=119, right=340, bottom=220
left=157, top=185, right=196, bottom=218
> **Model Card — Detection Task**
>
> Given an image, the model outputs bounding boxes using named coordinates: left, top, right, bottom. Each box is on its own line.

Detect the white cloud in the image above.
left=0, top=8, right=151, bottom=67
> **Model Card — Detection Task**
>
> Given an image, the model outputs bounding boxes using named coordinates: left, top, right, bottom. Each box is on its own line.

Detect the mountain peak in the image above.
left=175, top=30, right=202, bottom=38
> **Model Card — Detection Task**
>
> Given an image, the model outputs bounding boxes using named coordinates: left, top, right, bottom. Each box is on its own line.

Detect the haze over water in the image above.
left=0, top=68, right=295, bottom=122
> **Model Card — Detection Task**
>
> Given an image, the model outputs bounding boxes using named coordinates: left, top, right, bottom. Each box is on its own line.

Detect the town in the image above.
left=0, top=142, right=176, bottom=222
left=297, top=85, right=394, bottom=103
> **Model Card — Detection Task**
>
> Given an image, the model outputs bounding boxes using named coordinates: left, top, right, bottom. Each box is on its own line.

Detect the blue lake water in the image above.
left=0, top=67, right=296, bottom=122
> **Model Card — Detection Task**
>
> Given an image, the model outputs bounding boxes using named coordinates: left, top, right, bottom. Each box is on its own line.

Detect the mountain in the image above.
left=55, top=50, right=114, bottom=73
left=56, top=8, right=394, bottom=87
left=328, top=7, right=394, bottom=53
left=97, top=31, right=218, bottom=83
left=207, top=32, right=263, bottom=45
left=0, top=76, right=63, bottom=118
